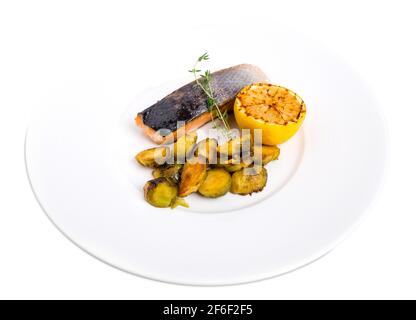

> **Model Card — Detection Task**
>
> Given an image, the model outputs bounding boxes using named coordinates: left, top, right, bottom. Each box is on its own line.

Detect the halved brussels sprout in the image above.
left=218, top=158, right=253, bottom=173
left=152, top=164, right=183, bottom=183
left=252, top=145, right=280, bottom=165
left=178, top=160, right=207, bottom=197
left=198, top=168, right=231, bottom=198
left=135, top=147, right=170, bottom=168
left=230, top=167, right=268, bottom=195
left=173, top=132, right=198, bottom=161
left=143, top=177, right=178, bottom=208
left=217, top=133, right=253, bottom=160
left=194, top=138, right=218, bottom=164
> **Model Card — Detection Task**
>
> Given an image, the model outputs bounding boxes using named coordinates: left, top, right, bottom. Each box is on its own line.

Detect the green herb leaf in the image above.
left=198, top=52, right=209, bottom=61
left=190, top=52, right=231, bottom=139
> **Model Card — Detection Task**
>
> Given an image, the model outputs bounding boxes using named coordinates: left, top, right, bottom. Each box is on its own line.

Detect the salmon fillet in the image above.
left=135, top=64, right=269, bottom=144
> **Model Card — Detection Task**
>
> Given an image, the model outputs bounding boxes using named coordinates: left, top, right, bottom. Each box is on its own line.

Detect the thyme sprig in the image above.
left=189, top=53, right=232, bottom=139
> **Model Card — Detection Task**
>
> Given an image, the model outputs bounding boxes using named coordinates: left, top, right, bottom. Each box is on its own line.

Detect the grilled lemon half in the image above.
left=234, top=84, right=306, bottom=145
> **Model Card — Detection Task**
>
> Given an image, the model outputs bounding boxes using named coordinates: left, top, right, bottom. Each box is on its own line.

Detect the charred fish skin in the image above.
left=137, top=64, right=269, bottom=136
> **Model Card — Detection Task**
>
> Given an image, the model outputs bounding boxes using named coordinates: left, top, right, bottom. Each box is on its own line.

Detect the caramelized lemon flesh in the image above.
left=234, top=84, right=306, bottom=145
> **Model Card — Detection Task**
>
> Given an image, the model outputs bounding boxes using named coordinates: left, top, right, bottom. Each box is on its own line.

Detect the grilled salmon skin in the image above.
left=135, top=64, right=269, bottom=144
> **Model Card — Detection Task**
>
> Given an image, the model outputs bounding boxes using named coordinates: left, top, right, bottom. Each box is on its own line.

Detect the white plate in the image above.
left=25, top=25, right=386, bottom=285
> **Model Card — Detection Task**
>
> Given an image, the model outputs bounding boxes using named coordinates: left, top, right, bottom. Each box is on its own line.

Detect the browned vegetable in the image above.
left=178, top=160, right=207, bottom=197
left=217, top=133, right=253, bottom=160
left=143, top=177, right=178, bottom=208
left=198, top=168, right=231, bottom=198
left=194, top=138, right=218, bottom=164
left=152, top=164, right=183, bottom=183
left=253, top=145, right=280, bottom=165
left=173, top=132, right=198, bottom=160
left=217, top=158, right=253, bottom=173
left=138, top=131, right=277, bottom=208
left=230, top=167, right=268, bottom=195
left=221, top=163, right=249, bottom=172
left=135, top=147, right=170, bottom=168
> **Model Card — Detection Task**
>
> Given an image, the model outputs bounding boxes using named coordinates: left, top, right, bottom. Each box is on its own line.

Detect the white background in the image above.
left=0, top=0, right=415, bottom=299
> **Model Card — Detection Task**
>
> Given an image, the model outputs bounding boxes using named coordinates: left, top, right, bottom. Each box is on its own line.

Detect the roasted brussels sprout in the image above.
left=194, top=138, right=218, bottom=164
left=178, top=160, right=207, bottom=197
left=173, top=132, right=198, bottom=160
left=217, top=133, right=253, bottom=160
left=152, top=164, right=183, bottom=183
left=135, top=147, right=170, bottom=168
left=143, top=177, right=178, bottom=208
left=219, top=159, right=253, bottom=173
left=198, top=168, right=231, bottom=198
left=230, top=167, right=268, bottom=195
left=253, top=145, right=280, bottom=165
